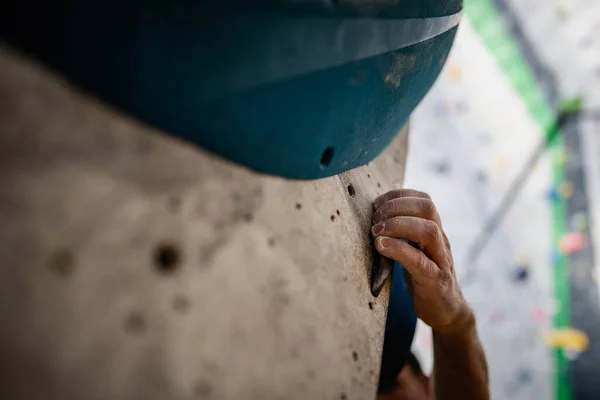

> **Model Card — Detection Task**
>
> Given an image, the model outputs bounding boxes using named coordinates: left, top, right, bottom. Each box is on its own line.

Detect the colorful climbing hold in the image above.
left=559, top=96, right=583, bottom=115
left=543, top=328, right=589, bottom=352
left=517, top=370, right=532, bottom=385
left=513, top=265, right=529, bottom=282
left=559, top=232, right=588, bottom=255
left=547, top=187, right=560, bottom=203
left=559, top=181, right=574, bottom=199
left=447, top=65, right=463, bottom=81
left=532, top=307, right=548, bottom=324
left=475, top=170, right=487, bottom=184
left=556, top=6, right=568, bottom=21
left=494, top=156, right=508, bottom=171
left=489, top=310, right=505, bottom=324
left=432, top=160, right=451, bottom=174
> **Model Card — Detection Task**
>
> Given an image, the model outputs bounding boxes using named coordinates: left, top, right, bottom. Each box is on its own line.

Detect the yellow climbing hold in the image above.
left=543, top=328, right=589, bottom=352
left=494, top=155, right=508, bottom=170
left=447, top=65, right=463, bottom=81
left=560, top=181, right=574, bottom=199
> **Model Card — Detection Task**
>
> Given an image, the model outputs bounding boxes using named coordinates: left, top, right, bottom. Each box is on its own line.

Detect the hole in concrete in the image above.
left=347, top=184, right=356, bottom=197
left=368, top=302, right=374, bottom=310
left=167, top=196, right=181, bottom=213
left=377, top=182, right=381, bottom=188
left=367, top=173, right=371, bottom=179
left=320, top=147, right=334, bottom=168
left=194, top=379, right=213, bottom=397
left=295, top=203, right=302, bottom=210
left=340, top=392, right=347, bottom=400
left=336, top=209, right=340, bottom=216
left=173, top=295, right=190, bottom=313
left=154, top=243, right=181, bottom=274
left=48, top=248, right=75, bottom=277
left=123, top=312, right=146, bottom=334
left=330, top=215, right=336, bottom=222
left=352, top=351, right=358, bottom=361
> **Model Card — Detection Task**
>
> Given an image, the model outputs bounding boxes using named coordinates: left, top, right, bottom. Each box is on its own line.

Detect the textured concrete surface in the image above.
left=0, top=45, right=410, bottom=400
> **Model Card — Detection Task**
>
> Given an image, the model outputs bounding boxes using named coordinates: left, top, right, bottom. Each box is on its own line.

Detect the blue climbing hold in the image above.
left=2, top=0, right=462, bottom=179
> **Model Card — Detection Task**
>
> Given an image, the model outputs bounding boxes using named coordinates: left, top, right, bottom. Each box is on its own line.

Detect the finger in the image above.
left=374, top=189, right=431, bottom=210
left=375, top=236, right=439, bottom=282
left=373, top=197, right=442, bottom=226
left=372, top=216, right=446, bottom=265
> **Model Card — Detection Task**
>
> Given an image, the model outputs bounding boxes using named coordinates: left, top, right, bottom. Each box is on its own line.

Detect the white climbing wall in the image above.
left=407, top=21, right=555, bottom=400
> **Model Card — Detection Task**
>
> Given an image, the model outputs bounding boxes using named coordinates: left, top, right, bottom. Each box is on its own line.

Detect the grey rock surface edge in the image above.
left=0, top=45, right=409, bottom=400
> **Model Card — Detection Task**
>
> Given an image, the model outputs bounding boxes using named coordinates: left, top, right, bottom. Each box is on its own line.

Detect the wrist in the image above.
left=436, top=305, right=476, bottom=338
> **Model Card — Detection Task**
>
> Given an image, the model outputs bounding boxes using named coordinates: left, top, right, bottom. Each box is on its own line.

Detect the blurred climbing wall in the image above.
left=408, top=0, right=600, bottom=398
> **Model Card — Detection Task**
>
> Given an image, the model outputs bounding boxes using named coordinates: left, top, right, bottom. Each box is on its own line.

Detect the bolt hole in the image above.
left=173, top=295, right=190, bottom=313
left=347, top=184, right=356, bottom=197
left=123, top=312, right=146, bottom=334
left=167, top=196, right=181, bottom=213
left=48, top=248, right=75, bottom=277
left=320, top=147, right=334, bottom=168
left=154, top=243, right=181, bottom=274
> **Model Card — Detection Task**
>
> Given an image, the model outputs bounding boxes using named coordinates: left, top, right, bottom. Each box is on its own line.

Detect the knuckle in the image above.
left=417, top=253, right=432, bottom=276
left=416, top=191, right=432, bottom=200
left=422, top=220, right=440, bottom=241
left=436, top=275, right=449, bottom=292
left=419, top=199, right=438, bottom=220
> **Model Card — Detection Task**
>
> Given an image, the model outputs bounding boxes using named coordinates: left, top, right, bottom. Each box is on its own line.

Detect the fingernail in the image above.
left=373, top=196, right=385, bottom=210
left=372, top=223, right=384, bottom=236
left=377, top=237, right=392, bottom=249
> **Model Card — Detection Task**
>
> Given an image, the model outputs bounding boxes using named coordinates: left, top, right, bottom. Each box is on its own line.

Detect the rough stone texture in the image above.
left=0, top=45, right=409, bottom=400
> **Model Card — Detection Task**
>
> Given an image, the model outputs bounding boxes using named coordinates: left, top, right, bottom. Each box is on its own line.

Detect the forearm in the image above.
left=432, top=313, right=489, bottom=400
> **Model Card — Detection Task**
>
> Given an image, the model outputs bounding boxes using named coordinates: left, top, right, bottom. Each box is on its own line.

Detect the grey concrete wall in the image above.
left=0, top=45, right=409, bottom=400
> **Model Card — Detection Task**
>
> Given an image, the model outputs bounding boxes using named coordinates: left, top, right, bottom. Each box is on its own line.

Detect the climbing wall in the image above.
left=0, top=45, right=410, bottom=400
left=407, top=20, right=556, bottom=400
left=408, top=2, right=600, bottom=398
left=493, top=1, right=600, bottom=398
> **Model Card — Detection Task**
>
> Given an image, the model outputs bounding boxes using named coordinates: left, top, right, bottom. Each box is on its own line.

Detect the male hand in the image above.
left=371, top=189, right=473, bottom=334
